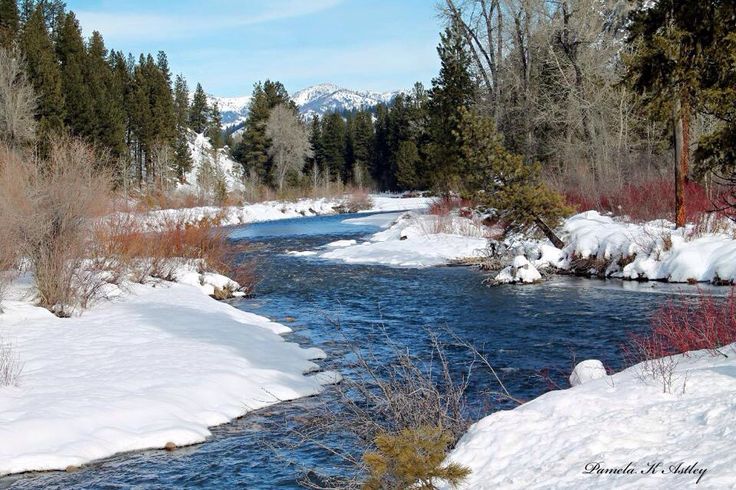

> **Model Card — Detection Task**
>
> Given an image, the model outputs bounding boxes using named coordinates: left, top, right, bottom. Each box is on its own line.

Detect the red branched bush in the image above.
left=564, top=178, right=711, bottom=223
left=625, top=289, right=736, bottom=363
left=428, top=196, right=475, bottom=216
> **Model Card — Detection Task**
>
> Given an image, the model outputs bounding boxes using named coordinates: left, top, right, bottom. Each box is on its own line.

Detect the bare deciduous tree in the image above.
left=265, top=104, right=312, bottom=192
left=0, top=46, right=36, bottom=147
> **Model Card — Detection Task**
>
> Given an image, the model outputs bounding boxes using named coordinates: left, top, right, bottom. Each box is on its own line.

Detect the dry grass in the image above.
left=338, top=188, right=374, bottom=213
left=0, top=336, right=22, bottom=387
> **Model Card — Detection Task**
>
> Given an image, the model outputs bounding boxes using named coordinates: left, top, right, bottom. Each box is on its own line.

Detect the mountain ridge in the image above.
left=209, top=83, right=401, bottom=129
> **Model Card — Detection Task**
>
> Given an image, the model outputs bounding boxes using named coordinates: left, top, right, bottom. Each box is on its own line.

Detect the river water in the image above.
left=4, top=211, right=699, bottom=489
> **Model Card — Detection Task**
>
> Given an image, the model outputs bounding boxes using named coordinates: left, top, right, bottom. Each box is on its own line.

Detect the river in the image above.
left=4, top=210, right=698, bottom=489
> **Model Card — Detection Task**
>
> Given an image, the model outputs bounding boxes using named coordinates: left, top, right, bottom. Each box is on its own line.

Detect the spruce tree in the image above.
left=189, top=82, right=209, bottom=133
left=207, top=101, right=223, bottom=148
left=0, top=0, right=19, bottom=47
left=55, top=12, right=94, bottom=138
left=87, top=31, right=126, bottom=158
left=320, top=112, right=346, bottom=182
left=427, top=23, right=475, bottom=191
left=20, top=4, right=64, bottom=145
left=307, top=114, right=324, bottom=179
left=173, top=74, right=189, bottom=130
left=235, top=79, right=293, bottom=185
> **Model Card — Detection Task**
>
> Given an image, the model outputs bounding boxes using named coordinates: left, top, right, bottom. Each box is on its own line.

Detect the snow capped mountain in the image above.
left=207, top=95, right=251, bottom=129
left=292, top=83, right=399, bottom=119
left=209, top=83, right=400, bottom=130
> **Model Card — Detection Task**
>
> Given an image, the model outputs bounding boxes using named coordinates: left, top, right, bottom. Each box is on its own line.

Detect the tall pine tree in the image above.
left=189, top=82, right=209, bottom=134
left=0, top=0, right=19, bottom=47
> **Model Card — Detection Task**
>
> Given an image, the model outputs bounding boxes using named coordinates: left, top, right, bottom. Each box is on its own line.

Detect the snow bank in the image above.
left=501, top=211, right=736, bottom=284
left=180, top=132, right=244, bottom=193
left=129, top=195, right=433, bottom=232
left=494, top=256, right=542, bottom=284
left=313, top=212, right=488, bottom=267
left=445, top=344, right=736, bottom=489
left=0, top=279, right=336, bottom=475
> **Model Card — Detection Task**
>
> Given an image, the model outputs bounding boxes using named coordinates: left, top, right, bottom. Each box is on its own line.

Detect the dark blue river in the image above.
left=3, top=211, right=696, bottom=489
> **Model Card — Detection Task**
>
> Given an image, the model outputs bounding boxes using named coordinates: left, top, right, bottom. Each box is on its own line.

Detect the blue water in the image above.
left=3, top=212, right=692, bottom=489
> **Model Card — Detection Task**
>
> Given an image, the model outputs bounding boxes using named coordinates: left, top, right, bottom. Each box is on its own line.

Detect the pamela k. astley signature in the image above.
left=583, top=461, right=708, bottom=484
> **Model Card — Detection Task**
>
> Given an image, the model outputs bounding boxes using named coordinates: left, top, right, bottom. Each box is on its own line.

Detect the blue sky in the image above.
left=65, top=0, right=443, bottom=97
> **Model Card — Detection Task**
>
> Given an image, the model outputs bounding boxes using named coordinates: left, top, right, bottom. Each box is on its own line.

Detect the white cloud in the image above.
left=75, top=0, right=344, bottom=42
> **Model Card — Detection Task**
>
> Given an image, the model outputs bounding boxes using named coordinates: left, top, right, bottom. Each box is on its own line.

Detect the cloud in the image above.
left=75, top=0, right=344, bottom=42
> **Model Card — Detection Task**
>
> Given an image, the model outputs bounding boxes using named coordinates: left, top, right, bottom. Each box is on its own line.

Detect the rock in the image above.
left=569, top=360, right=607, bottom=387
left=65, top=465, right=80, bottom=473
left=164, top=441, right=177, bottom=451
left=284, top=316, right=296, bottom=323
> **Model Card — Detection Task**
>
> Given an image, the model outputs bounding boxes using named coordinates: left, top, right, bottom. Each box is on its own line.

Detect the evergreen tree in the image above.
left=172, top=131, right=192, bottom=183
left=235, top=79, right=293, bottom=185
left=0, top=0, right=19, bottom=47
left=352, top=110, right=374, bottom=173
left=458, top=109, right=571, bottom=247
left=372, top=103, right=391, bottom=188
left=427, top=23, right=475, bottom=191
left=189, top=82, right=209, bottom=133
left=307, top=114, right=324, bottom=178
left=173, top=74, right=189, bottom=130
left=86, top=31, right=126, bottom=158
left=19, top=4, right=64, bottom=143
left=320, top=112, right=346, bottom=182
left=55, top=12, right=94, bottom=138
left=395, top=140, right=420, bottom=191
left=207, top=101, right=223, bottom=148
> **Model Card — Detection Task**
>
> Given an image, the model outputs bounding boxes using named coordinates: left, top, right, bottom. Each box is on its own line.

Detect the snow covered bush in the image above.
left=339, top=189, right=374, bottom=213
left=0, top=139, right=110, bottom=316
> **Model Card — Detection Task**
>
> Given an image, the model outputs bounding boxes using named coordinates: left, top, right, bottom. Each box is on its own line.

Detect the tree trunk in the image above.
left=534, top=216, right=565, bottom=249
left=673, top=97, right=686, bottom=228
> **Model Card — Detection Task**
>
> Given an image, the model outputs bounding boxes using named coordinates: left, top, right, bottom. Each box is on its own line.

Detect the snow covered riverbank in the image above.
left=128, top=194, right=433, bottom=231
left=0, top=276, right=337, bottom=476
left=291, top=211, right=489, bottom=267
left=444, top=343, right=736, bottom=489
left=494, top=211, right=736, bottom=285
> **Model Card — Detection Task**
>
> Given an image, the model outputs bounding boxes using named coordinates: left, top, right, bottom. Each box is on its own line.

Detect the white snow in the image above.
left=180, top=131, right=244, bottom=193
left=445, top=344, right=736, bottom=489
left=569, top=359, right=607, bottom=387
left=505, top=211, right=736, bottom=284
left=314, top=212, right=488, bottom=267
left=0, top=276, right=337, bottom=475
left=494, top=255, right=542, bottom=284
left=130, top=195, right=433, bottom=232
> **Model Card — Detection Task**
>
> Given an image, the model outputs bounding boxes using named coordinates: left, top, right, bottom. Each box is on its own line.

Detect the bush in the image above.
left=363, top=426, right=470, bottom=490
left=427, top=196, right=475, bottom=217
left=340, top=189, right=374, bottom=213
left=623, top=289, right=736, bottom=392
left=0, top=336, right=22, bottom=387
left=0, top=139, right=111, bottom=316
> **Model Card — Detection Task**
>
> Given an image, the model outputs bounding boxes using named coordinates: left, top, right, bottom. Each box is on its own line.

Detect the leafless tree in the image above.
left=0, top=46, right=37, bottom=147
left=266, top=104, right=312, bottom=192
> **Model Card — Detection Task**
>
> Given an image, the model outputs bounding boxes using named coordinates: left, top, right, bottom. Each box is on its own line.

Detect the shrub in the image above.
left=340, top=189, right=374, bottom=213
left=363, top=426, right=470, bottom=490
left=623, top=289, right=736, bottom=392
left=427, top=196, right=474, bottom=217
left=0, top=336, right=22, bottom=387
left=0, top=139, right=111, bottom=316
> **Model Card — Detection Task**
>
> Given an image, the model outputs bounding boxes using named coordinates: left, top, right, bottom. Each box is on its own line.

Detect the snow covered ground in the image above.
left=494, top=211, right=736, bottom=285
left=444, top=344, right=736, bottom=489
left=131, top=194, right=433, bottom=231
left=0, top=274, right=338, bottom=475
left=292, top=211, right=489, bottom=267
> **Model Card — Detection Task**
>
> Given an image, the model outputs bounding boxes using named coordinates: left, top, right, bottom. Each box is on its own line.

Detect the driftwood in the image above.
left=534, top=216, right=565, bottom=249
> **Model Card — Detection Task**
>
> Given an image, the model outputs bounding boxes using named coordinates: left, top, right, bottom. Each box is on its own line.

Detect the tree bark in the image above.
left=673, top=97, right=686, bottom=228
left=535, top=216, right=565, bottom=249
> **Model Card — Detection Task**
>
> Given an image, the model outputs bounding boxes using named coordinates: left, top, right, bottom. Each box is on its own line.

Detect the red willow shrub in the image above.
left=564, top=178, right=711, bottom=223
left=625, top=288, right=736, bottom=364
left=428, top=196, right=475, bottom=216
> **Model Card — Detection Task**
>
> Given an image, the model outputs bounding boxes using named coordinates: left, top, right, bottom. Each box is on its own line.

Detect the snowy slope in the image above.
left=0, top=277, right=336, bottom=475
left=209, top=83, right=400, bottom=128
left=181, top=131, right=243, bottom=192
left=444, top=344, right=736, bottom=489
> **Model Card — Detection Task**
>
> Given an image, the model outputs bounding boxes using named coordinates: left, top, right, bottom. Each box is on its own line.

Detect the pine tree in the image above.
left=0, top=0, right=20, bottom=47
left=207, top=101, right=223, bottom=148
left=189, top=82, right=209, bottom=133
left=321, top=112, right=346, bottom=182
left=173, top=74, right=189, bottom=130
left=86, top=31, right=126, bottom=158
left=55, top=12, right=94, bottom=138
left=427, top=23, right=475, bottom=191
left=372, top=103, right=391, bottom=189
left=172, top=131, right=193, bottom=183
left=235, top=79, right=293, bottom=185
left=20, top=4, right=64, bottom=145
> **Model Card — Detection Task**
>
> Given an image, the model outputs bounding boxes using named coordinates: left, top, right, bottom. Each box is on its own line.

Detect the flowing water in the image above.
left=3, top=211, right=704, bottom=489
